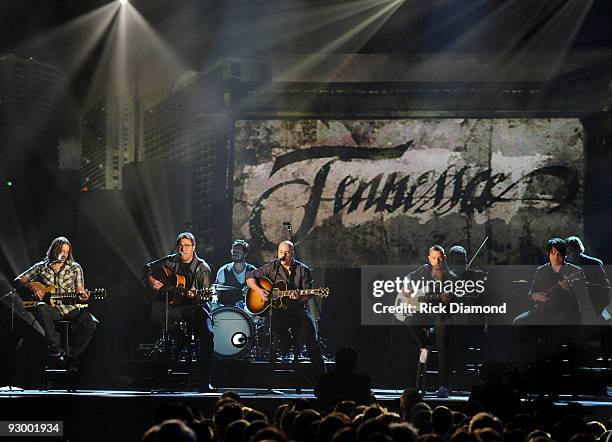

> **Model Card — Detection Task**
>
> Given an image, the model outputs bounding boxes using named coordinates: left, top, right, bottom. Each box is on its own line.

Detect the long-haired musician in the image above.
left=15, top=236, right=98, bottom=368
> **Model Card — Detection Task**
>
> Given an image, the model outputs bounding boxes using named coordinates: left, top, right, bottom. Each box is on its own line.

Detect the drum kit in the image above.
left=148, top=282, right=315, bottom=362
left=209, top=283, right=269, bottom=360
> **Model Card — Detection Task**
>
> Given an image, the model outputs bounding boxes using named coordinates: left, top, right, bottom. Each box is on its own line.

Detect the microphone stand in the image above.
left=0, top=287, right=21, bottom=391
left=260, top=223, right=306, bottom=395
left=164, top=290, right=170, bottom=358
left=283, top=222, right=298, bottom=260
left=283, top=222, right=324, bottom=352
left=269, top=261, right=280, bottom=366
left=255, top=260, right=285, bottom=396
left=3, top=266, right=44, bottom=335
left=282, top=222, right=301, bottom=368
left=269, top=223, right=295, bottom=368
left=1, top=286, right=19, bottom=335
left=1, top=266, right=45, bottom=390
left=268, top=224, right=295, bottom=374
left=163, top=251, right=182, bottom=359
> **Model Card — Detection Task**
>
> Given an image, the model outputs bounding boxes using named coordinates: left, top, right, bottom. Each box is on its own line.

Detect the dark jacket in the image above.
left=568, top=253, right=610, bottom=315
left=143, top=253, right=211, bottom=292
left=529, top=262, right=592, bottom=323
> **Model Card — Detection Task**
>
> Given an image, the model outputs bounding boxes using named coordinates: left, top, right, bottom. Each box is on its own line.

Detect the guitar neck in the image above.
left=42, top=289, right=105, bottom=302
left=48, top=292, right=84, bottom=299
left=274, top=289, right=323, bottom=299
left=178, top=288, right=212, bottom=302
left=414, top=291, right=477, bottom=302
left=196, top=291, right=213, bottom=302
left=30, top=283, right=84, bottom=298
left=543, top=272, right=578, bottom=295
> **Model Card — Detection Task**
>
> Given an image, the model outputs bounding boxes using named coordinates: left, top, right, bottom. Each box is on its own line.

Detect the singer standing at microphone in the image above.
left=15, top=236, right=98, bottom=369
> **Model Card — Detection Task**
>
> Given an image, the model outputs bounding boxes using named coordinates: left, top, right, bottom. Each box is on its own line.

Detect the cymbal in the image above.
left=211, top=284, right=239, bottom=291
left=511, top=280, right=529, bottom=284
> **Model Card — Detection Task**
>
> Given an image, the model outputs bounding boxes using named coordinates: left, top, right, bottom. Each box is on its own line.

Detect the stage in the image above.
left=3, top=1, right=612, bottom=440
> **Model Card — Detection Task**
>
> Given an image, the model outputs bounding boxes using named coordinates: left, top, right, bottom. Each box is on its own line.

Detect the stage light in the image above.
left=5, top=180, right=13, bottom=188
left=118, top=0, right=128, bottom=4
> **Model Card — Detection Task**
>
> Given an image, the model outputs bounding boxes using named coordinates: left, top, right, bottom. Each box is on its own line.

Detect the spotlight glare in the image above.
left=118, top=0, right=128, bottom=4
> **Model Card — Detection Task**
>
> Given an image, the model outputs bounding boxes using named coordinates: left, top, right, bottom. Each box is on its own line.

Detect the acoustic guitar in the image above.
left=22, top=282, right=106, bottom=309
left=245, top=277, right=330, bottom=314
left=144, top=265, right=213, bottom=306
left=393, top=286, right=466, bottom=322
left=533, top=271, right=580, bottom=307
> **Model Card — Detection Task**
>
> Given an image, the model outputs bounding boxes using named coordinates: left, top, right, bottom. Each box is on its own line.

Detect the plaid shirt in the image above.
left=19, top=259, right=85, bottom=316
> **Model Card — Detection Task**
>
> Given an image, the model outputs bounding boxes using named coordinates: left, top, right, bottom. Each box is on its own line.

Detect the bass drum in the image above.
left=212, top=306, right=254, bottom=359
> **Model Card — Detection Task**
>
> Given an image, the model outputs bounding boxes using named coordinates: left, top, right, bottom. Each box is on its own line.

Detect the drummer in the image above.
left=215, top=239, right=257, bottom=306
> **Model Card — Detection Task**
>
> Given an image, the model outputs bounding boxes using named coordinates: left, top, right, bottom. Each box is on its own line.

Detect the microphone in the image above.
left=52, top=253, right=64, bottom=264
left=283, top=222, right=292, bottom=231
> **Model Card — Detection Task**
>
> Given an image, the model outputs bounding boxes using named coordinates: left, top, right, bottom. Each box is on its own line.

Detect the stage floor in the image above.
left=2, top=386, right=611, bottom=405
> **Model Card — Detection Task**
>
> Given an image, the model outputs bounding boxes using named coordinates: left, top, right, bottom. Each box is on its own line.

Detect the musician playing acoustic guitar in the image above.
left=246, top=240, right=326, bottom=379
left=15, top=236, right=98, bottom=368
left=512, top=238, right=593, bottom=391
left=143, top=231, right=215, bottom=391
left=400, top=245, right=458, bottom=398
left=513, top=237, right=590, bottom=327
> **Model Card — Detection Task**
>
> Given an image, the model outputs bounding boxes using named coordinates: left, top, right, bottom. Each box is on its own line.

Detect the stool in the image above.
left=270, top=330, right=305, bottom=394
left=539, top=328, right=575, bottom=390
left=415, top=327, right=484, bottom=394
left=148, top=322, right=201, bottom=393
left=41, top=320, right=76, bottom=392
left=415, top=327, right=435, bottom=394
left=149, top=321, right=197, bottom=362
left=56, top=320, right=72, bottom=360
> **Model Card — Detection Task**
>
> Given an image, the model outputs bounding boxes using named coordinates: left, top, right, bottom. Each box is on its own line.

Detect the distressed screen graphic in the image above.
left=233, top=119, right=584, bottom=267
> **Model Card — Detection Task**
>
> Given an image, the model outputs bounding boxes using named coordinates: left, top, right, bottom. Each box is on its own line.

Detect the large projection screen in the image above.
left=233, top=119, right=584, bottom=267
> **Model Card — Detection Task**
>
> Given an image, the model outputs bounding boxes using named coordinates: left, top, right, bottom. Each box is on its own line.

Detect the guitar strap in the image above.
left=273, top=259, right=281, bottom=284
left=193, top=260, right=203, bottom=290
left=271, top=260, right=283, bottom=305
left=171, top=254, right=201, bottom=290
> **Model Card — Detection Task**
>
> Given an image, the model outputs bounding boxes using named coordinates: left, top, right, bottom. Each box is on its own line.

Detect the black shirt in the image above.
left=177, top=261, right=195, bottom=290
left=246, top=259, right=313, bottom=311
left=529, top=262, right=583, bottom=323
left=568, top=253, right=610, bottom=314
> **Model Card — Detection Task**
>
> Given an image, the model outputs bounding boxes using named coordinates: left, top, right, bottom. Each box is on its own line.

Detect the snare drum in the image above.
left=211, top=306, right=255, bottom=358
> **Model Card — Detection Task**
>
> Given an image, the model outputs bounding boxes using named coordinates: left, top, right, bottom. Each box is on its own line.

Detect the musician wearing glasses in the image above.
left=246, top=240, right=325, bottom=379
left=15, top=236, right=98, bottom=368
left=143, top=231, right=215, bottom=391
